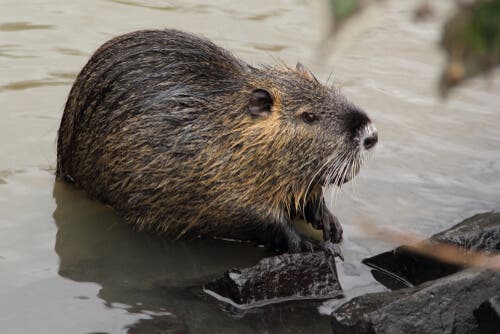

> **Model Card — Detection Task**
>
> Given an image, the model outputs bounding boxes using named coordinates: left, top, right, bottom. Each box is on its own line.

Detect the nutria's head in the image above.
left=205, top=62, right=377, bottom=216
left=238, top=63, right=378, bottom=206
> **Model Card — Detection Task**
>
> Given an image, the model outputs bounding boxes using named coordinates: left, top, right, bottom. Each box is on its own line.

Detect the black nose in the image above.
left=343, top=106, right=371, bottom=135
left=363, top=132, right=378, bottom=150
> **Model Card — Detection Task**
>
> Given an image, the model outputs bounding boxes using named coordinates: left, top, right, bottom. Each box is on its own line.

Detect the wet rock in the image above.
left=362, top=248, right=461, bottom=289
left=363, top=212, right=500, bottom=288
left=331, top=269, right=500, bottom=334
left=204, top=252, right=343, bottom=307
left=474, top=296, right=500, bottom=334
left=430, top=212, right=500, bottom=252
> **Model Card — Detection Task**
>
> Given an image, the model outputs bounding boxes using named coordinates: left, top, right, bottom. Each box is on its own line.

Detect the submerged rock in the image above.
left=204, top=252, right=343, bottom=307
left=331, top=269, right=500, bottom=334
left=474, top=296, right=500, bottom=334
left=363, top=212, right=500, bottom=288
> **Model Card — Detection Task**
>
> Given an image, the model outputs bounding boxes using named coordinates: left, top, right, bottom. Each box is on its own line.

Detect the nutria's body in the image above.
left=57, top=29, right=377, bottom=250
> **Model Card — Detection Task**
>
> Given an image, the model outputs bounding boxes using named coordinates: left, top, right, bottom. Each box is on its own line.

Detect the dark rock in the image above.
left=126, top=315, right=188, bottom=334
left=204, top=252, right=343, bottom=307
left=331, top=269, right=500, bottom=334
left=362, top=248, right=461, bottom=289
left=474, top=296, right=500, bottom=334
left=363, top=212, right=500, bottom=288
left=430, top=212, right=500, bottom=252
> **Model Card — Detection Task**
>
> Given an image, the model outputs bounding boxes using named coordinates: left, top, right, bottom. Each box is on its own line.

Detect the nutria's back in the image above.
left=58, top=29, right=247, bottom=180
left=57, top=29, right=377, bottom=247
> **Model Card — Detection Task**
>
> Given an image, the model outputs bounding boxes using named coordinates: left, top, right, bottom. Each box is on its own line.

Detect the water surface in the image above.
left=1, top=0, right=499, bottom=333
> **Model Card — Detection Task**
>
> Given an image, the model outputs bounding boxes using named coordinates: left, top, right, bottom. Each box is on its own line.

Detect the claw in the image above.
left=323, top=212, right=342, bottom=243
left=302, top=240, right=317, bottom=253
left=304, top=198, right=344, bottom=243
left=330, top=215, right=343, bottom=243
left=323, top=241, right=344, bottom=261
left=322, top=240, right=343, bottom=287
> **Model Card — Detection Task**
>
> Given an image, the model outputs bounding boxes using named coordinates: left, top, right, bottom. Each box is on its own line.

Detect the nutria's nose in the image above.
left=363, top=132, right=378, bottom=149
left=361, top=124, right=378, bottom=150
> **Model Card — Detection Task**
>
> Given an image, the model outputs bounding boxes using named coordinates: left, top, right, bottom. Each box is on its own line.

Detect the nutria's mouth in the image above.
left=319, top=123, right=378, bottom=187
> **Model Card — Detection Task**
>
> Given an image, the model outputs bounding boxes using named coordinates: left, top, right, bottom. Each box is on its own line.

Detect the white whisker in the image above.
left=301, top=155, right=334, bottom=216
left=334, top=152, right=351, bottom=204
left=351, top=149, right=361, bottom=199
left=330, top=151, right=350, bottom=207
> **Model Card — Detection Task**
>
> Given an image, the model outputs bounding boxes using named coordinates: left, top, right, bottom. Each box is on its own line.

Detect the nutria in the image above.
left=57, top=29, right=377, bottom=252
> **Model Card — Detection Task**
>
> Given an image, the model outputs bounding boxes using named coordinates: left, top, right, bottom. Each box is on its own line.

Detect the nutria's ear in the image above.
left=296, top=62, right=318, bottom=83
left=248, top=89, right=273, bottom=117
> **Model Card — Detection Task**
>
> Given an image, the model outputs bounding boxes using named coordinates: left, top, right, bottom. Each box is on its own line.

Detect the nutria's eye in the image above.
left=248, top=89, right=273, bottom=117
left=302, top=112, right=319, bottom=124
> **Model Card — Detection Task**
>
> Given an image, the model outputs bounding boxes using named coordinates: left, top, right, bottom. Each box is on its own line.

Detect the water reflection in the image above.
left=52, top=180, right=334, bottom=333
left=0, top=22, right=53, bottom=31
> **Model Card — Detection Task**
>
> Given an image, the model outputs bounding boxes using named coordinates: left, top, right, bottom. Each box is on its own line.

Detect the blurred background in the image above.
left=0, top=0, right=498, bottom=333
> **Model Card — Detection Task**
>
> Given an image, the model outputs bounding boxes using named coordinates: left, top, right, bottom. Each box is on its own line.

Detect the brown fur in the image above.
left=57, top=29, right=374, bottom=247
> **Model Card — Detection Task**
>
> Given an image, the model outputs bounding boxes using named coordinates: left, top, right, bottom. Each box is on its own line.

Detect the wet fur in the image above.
left=57, top=29, right=369, bottom=244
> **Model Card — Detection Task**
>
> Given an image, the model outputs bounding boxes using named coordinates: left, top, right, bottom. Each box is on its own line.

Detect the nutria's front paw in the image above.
left=285, top=233, right=318, bottom=253
left=290, top=235, right=344, bottom=261
left=304, top=200, right=343, bottom=244
left=322, top=212, right=343, bottom=244
left=322, top=240, right=344, bottom=261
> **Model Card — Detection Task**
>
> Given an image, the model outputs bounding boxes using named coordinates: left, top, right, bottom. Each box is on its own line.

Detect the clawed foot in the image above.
left=280, top=225, right=344, bottom=261
left=322, top=240, right=344, bottom=261
left=296, top=239, right=344, bottom=266
left=320, top=212, right=344, bottom=261
left=297, top=238, right=343, bottom=259
left=320, top=213, right=343, bottom=244
left=305, top=200, right=343, bottom=243
left=282, top=227, right=319, bottom=253
left=298, top=237, right=344, bottom=260
left=306, top=204, right=344, bottom=260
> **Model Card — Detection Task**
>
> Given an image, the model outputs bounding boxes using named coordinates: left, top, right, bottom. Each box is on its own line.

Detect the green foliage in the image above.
left=440, top=0, right=500, bottom=95
left=330, top=0, right=361, bottom=20
left=325, top=0, right=500, bottom=96
left=328, top=0, right=362, bottom=31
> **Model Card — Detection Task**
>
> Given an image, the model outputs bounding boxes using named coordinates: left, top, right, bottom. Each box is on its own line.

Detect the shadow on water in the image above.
left=51, top=180, right=333, bottom=333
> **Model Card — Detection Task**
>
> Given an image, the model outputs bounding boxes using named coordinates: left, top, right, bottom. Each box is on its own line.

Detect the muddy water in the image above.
left=0, top=0, right=499, bottom=333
